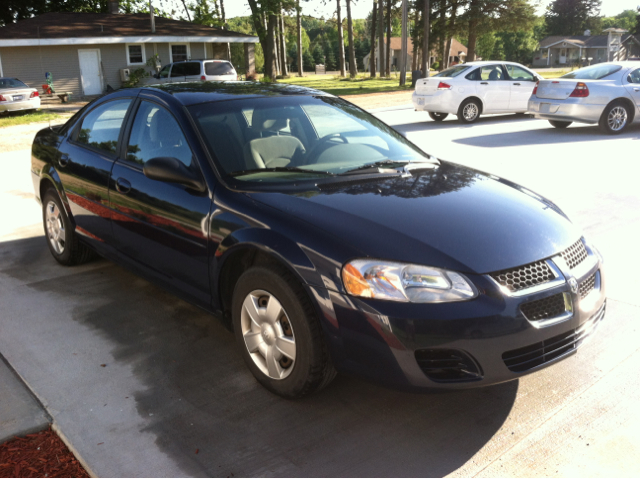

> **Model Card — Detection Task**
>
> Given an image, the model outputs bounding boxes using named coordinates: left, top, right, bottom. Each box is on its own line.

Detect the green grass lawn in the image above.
left=537, top=70, right=570, bottom=79
left=278, top=73, right=415, bottom=96
left=0, top=110, right=62, bottom=128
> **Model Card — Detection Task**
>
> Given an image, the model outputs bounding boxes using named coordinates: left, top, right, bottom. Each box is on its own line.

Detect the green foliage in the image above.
left=122, top=67, right=149, bottom=88
left=303, top=49, right=315, bottom=71
left=545, top=0, right=602, bottom=35
left=325, top=47, right=337, bottom=71
left=0, top=110, right=61, bottom=128
left=191, top=0, right=223, bottom=27
left=600, top=9, right=637, bottom=33
left=477, top=32, right=497, bottom=60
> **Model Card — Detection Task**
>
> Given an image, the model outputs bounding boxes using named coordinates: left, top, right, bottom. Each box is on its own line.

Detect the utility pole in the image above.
left=399, top=0, right=408, bottom=85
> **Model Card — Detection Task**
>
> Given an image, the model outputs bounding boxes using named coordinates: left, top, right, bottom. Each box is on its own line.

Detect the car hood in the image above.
left=248, top=162, right=582, bottom=274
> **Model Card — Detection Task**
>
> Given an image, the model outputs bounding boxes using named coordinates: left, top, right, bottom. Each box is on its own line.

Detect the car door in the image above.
left=109, top=98, right=212, bottom=303
left=624, top=67, right=640, bottom=116
left=58, top=96, right=134, bottom=245
left=505, top=64, right=538, bottom=111
left=471, top=64, right=510, bottom=112
left=154, top=64, right=171, bottom=84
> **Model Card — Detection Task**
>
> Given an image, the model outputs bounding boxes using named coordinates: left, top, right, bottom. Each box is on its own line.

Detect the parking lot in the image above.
left=1, top=111, right=639, bottom=477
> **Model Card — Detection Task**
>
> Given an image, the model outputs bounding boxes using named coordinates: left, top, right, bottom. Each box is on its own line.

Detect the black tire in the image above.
left=232, top=265, right=336, bottom=398
left=428, top=112, right=448, bottom=122
left=549, top=120, right=572, bottom=129
left=42, top=188, right=93, bottom=266
left=599, top=101, right=630, bottom=135
left=457, top=99, right=481, bottom=124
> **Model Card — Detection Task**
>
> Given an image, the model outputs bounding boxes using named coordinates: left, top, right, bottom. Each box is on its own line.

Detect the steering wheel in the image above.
left=303, top=133, right=348, bottom=165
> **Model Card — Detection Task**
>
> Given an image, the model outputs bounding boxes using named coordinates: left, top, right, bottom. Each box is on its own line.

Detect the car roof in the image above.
left=462, top=61, right=528, bottom=67
left=139, top=81, right=331, bottom=106
left=171, top=59, right=232, bottom=63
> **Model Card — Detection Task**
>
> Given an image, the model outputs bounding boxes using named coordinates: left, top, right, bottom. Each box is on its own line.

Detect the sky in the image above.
left=224, top=0, right=639, bottom=20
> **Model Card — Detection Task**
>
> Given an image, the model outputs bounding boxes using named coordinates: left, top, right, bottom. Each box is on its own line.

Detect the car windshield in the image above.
left=205, top=62, right=235, bottom=76
left=561, top=64, right=622, bottom=80
left=188, top=95, right=435, bottom=184
left=0, top=78, right=28, bottom=89
left=434, top=65, right=470, bottom=78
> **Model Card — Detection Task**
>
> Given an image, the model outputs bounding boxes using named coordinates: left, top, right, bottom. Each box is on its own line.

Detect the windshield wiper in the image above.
left=230, top=166, right=335, bottom=178
left=339, top=160, right=411, bottom=176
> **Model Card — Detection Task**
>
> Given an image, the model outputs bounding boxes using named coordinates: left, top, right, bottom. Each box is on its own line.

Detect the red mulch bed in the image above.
left=0, top=427, right=89, bottom=478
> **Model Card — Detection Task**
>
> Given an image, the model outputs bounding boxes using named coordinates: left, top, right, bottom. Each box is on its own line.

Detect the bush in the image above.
left=431, top=61, right=439, bottom=71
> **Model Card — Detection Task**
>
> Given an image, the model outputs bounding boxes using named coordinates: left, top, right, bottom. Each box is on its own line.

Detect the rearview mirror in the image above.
left=143, top=157, right=206, bottom=192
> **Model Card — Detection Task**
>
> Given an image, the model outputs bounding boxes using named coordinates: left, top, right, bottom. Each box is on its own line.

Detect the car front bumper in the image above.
left=528, top=97, right=603, bottom=124
left=0, top=97, right=41, bottom=112
left=310, top=251, right=606, bottom=391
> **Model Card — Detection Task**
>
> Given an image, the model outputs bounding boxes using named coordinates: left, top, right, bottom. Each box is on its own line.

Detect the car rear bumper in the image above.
left=311, top=255, right=606, bottom=391
left=528, top=97, right=603, bottom=124
left=0, top=97, right=41, bottom=112
left=412, top=91, right=459, bottom=114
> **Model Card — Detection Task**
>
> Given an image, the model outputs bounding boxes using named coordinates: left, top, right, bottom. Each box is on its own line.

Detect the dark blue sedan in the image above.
left=31, top=82, right=606, bottom=398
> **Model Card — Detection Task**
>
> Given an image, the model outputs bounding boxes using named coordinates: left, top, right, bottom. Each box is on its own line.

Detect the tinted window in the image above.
left=506, top=65, right=534, bottom=81
left=205, top=61, right=235, bottom=75
left=434, top=65, right=470, bottom=78
left=76, top=99, right=131, bottom=155
left=628, top=68, right=640, bottom=84
left=126, top=101, right=193, bottom=167
left=158, top=64, right=170, bottom=79
left=171, top=63, right=186, bottom=77
left=185, top=62, right=201, bottom=75
left=0, top=78, right=28, bottom=89
left=562, top=64, right=622, bottom=80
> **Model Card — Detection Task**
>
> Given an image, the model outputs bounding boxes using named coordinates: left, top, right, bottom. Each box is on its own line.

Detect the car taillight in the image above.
left=437, top=82, right=452, bottom=90
left=532, top=80, right=539, bottom=96
left=0, top=95, right=6, bottom=101
left=569, top=82, right=589, bottom=98
left=200, top=75, right=206, bottom=80
left=30, top=91, right=39, bottom=98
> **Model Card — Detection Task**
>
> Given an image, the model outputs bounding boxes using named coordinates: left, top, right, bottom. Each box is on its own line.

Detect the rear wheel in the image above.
left=232, top=266, right=336, bottom=398
left=549, top=120, right=572, bottom=129
left=457, top=99, right=481, bottom=124
left=599, top=101, right=630, bottom=134
left=42, top=188, right=93, bottom=266
left=428, top=112, right=448, bottom=122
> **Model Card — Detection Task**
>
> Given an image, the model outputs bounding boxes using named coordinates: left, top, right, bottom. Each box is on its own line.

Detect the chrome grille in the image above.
left=491, top=260, right=554, bottom=293
left=520, top=293, right=566, bottom=321
left=579, top=272, right=597, bottom=299
left=561, top=239, right=588, bottom=269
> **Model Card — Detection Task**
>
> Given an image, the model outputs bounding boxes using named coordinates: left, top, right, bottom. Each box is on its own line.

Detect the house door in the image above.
left=559, top=48, right=567, bottom=64
left=78, top=49, right=102, bottom=95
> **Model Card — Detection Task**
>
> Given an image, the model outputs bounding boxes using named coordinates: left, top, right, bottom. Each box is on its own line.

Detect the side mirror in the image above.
left=143, top=157, right=206, bottom=192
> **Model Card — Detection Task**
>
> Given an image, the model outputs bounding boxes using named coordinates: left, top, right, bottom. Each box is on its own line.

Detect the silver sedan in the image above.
left=528, top=61, right=640, bottom=134
left=0, top=77, right=41, bottom=113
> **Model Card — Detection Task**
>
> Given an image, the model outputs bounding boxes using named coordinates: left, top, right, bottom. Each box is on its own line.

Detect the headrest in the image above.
left=251, top=107, right=290, bottom=132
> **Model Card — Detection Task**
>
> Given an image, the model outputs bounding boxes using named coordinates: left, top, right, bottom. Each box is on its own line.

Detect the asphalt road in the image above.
left=1, top=113, right=639, bottom=477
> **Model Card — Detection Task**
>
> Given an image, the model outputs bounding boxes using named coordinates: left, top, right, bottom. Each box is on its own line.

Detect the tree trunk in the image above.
left=412, top=10, right=418, bottom=72
left=267, top=13, right=278, bottom=79
left=385, top=0, right=391, bottom=76
left=297, top=0, right=303, bottom=76
left=337, top=0, right=346, bottom=77
left=220, top=0, right=230, bottom=61
left=274, top=15, right=281, bottom=76
left=247, top=0, right=272, bottom=79
left=438, top=0, right=446, bottom=69
left=370, top=1, right=377, bottom=77
left=421, top=0, right=430, bottom=77
left=466, top=0, right=479, bottom=62
left=378, top=0, right=385, bottom=75
left=346, top=0, right=357, bottom=77
left=279, top=4, right=288, bottom=76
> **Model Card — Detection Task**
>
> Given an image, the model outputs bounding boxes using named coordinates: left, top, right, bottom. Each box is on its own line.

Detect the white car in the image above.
left=0, top=77, right=41, bottom=113
left=413, top=61, right=542, bottom=123
left=528, top=61, right=640, bottom=134
left=150, top=59, right=238, bottom=84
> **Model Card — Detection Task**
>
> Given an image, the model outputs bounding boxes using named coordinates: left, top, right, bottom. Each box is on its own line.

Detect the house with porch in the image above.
left=533, top=31, right=640, bottom=68
left=363, top=37, right=467, bottom=72
left=0, top=1, right=258, bottom=98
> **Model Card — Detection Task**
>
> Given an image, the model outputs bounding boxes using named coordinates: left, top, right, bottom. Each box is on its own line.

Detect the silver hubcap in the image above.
left=463, top=103, right=478, bottom=121
left=607, top=106, right=627, bottom=131
left=241, top=290, right=296, bottom=380
left=45, top=201, right=65, bottom=254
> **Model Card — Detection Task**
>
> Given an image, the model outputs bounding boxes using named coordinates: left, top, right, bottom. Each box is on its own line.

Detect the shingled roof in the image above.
left=539, top=34, right=634, bottom=48
left=0, top=12, right=257, bottom=43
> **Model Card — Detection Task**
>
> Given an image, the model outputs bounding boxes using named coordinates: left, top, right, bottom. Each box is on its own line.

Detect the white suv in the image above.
left=152, top=59, right=238, bottom=84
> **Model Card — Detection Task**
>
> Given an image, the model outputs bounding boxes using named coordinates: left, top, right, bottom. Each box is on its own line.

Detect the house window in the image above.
left=170, top=44, right=190, bottom=62
left=126, top=44, right=146, bottom=65
left=540, top=49, right=548, bottom=59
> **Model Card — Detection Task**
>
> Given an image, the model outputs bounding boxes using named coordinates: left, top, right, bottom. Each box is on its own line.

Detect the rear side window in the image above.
left=75, top=99, right=131, bottom=155
left=0, top=78, right=28, bottom=89
left=562, top=64, right=622, bottom=80
left=627, top=68, right=640, bottom=84
left=434, top=65, right=469, bottom=78
left=205, top=62, right=235, bottom=76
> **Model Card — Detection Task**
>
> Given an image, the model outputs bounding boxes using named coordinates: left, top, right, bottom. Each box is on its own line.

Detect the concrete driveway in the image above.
left=1, top=113, right=639, bottom=477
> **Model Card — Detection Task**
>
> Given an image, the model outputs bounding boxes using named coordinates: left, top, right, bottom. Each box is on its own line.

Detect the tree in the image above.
left=600, top=9, right=637, bottom=34
left=421, top=0, right=430, bottom=77
left=325, top=47, right=337, bottom=70
left=346, top=0, right=357, bottom=77
left=296, top=0, right=303, bottom=76
left=545, top=0, right=601, bottom=36
left=336, top=0, right=346, bottom=77
left=370, top=0, right=377, bottom=76
left=303, top=49, right=315, bottom=70
left=378, top=0, right=385, bottom=75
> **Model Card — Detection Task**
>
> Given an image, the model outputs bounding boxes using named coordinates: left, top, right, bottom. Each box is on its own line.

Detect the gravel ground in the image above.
left=0, top=115, right=73, bottom=153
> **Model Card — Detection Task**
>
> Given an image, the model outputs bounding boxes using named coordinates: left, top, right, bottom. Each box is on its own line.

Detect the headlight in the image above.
left=342, top=259, right=478, bottom=303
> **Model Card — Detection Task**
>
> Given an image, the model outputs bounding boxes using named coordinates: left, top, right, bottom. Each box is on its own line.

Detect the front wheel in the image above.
left=549, top=120, right=572, bottom=129
left=232, top=266, right=336, bottom=398
left=428, top=112, right=448, bottom=122
left=599, top=102, right=630, bottom=134
left=457, top=99, right=481, bottom=124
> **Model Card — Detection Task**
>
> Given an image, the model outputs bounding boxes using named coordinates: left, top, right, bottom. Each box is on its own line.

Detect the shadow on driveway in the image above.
left=389, top=113, right=536, bottom=134
left=10, top=237, right=518, bottom=477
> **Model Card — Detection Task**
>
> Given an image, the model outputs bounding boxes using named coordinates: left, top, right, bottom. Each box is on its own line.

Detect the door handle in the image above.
left=480, top=82, right=488, bottom=85
left=59, top=154, right=69, bottom=167
left=513, top=83, right=521, bottom=86
left=634, top=88, right=640, bottom=92
left=115, top=177, right=131, bottom=194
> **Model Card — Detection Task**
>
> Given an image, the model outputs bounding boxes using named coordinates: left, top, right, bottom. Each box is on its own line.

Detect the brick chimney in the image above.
left=108, top=0, right=119, bottom=14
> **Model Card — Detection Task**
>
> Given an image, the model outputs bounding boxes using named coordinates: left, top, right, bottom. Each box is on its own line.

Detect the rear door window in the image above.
left=170, top=63, right=186, bottom=77
left=75, top=99, right=131, bottom=155
left=506, top=65, right=535, bottom=81
left=205, top=62, right=235, bottom=76
left=478, top=65, right=506, bottom=81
